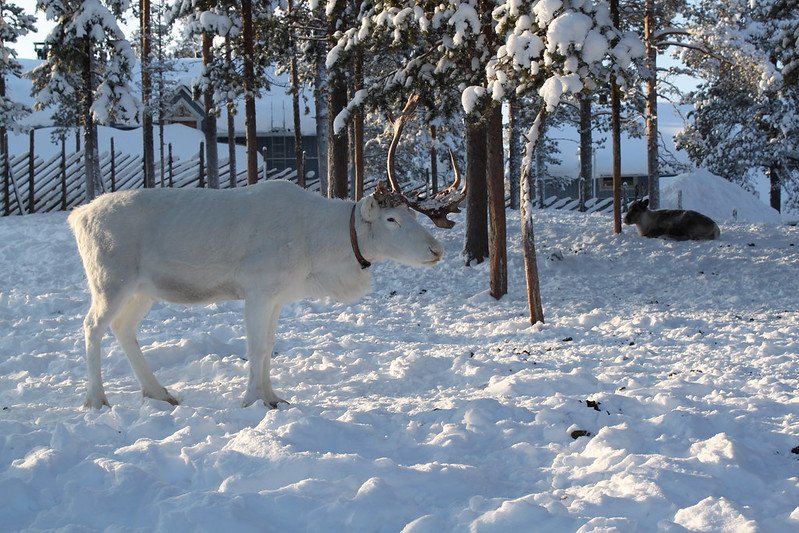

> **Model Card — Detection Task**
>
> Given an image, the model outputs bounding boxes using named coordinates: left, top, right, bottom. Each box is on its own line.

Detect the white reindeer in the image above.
left=69, top=96, right=464, bottom=409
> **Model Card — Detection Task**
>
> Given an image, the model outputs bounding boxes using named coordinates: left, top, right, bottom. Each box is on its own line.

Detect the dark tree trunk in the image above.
left=645, top=0, right=659, bottom=208
left=141, top=0, right=155, bottom=188
left=83, top=38, right=99, bottom=203
left=463, top=120, right=488, bottom=265
left=288, top=0, right=305, bottom=188
left=486, top=103, right=507, bottom=299
left=353, top=48, right=364, bottom=199
left=1, top=71, right=7, bottom=214
left=507, top=97, right=521, bottom=210
left=242, top=0, right=258, bottom=184
left=201, top=32, right=219, bottom=189
left=327, top=80, right=348, bottom=198
left=579, top=92, right=592, bottom=211
left=429, top=124, right=438, bottom=194
left=611, top=0, right=622, bottom=234
left=314, top=44, right=328, bottom=195
left=28, top=130, right=34, bottom=212
left=326, top=3, right=348, bottom=199
left=225, top=39, right=236, bottom=188
left=769, top=164, right=782, bottom=212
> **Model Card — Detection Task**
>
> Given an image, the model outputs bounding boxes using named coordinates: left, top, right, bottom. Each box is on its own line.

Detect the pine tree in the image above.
left=0, top=1, right=36, bottom=134
left=31, top=0, right=140, bottom=202
left=485, top=0, right=644, bottom=323
left=679, top=0, right=799, bottom=211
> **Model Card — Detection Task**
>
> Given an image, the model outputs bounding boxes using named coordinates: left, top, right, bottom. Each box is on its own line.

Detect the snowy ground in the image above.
left=1, top=197, right=797, bottom=531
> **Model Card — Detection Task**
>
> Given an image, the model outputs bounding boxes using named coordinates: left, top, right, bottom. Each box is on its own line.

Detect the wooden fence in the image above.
left=1, top=142, right=614, bottom=216
left=0, top=143, right=321, bottom=216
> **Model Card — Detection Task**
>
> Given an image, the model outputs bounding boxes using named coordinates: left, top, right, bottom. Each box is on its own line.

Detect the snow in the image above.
left=4, top=124, right=254, bottom=166
left=1, top=177, right=797, bottom=530
left=661, top=169, right=782, bottom=224
left=11, top=58, right=318, bottom=136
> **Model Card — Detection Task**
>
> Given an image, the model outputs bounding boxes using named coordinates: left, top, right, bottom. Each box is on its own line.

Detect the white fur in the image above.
left=68, top=180, right=444, bottom=409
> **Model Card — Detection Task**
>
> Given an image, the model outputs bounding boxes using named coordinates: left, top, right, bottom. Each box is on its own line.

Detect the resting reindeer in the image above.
left=623, top=199, right=720, bottom=241
left=69, top=96, right=464, bottom=410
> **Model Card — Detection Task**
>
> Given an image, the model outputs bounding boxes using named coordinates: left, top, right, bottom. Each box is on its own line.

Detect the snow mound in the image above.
left=661, top=169, right=782, bottom=224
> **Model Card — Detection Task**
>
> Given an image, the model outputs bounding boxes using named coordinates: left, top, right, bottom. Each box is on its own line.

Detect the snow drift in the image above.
left=661, top=168, right=782, bottom=224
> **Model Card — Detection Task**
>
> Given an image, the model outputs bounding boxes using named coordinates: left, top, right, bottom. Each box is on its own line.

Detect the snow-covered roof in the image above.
left=11, top=58, right=318, bottom=136
left=547, top=103, right=691, bottom=179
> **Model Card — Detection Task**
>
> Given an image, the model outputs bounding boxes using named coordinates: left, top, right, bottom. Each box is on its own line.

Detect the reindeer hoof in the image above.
left=144, top=387, right=179, bottom=406
left=269, top=399, right=290, bottom=409
left=82, top=394, right=110, bottom=410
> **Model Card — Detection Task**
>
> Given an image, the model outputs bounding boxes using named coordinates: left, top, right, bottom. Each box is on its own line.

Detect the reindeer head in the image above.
left=357, top=184, right=444, bottom=267
left=385, top=94, right=466, bottom=229
left=624, top=199, right=649, bottom=225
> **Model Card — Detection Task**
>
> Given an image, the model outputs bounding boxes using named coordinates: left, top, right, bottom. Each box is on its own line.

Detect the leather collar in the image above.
left=350, top=204, right=371, bottom=269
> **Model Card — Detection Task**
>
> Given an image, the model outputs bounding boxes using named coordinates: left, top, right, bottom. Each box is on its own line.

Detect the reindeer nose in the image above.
left=429, top=243, right=444, bottom=261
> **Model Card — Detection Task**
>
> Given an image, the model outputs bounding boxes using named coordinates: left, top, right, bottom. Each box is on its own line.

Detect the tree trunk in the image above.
left=353, top=48, right=365, bottom=200
left=288, top=0, right=305, bottom=189
left=0, top=70, right=5, bottom=216
left=83, top=38, right=98, bottom=203
left=141, top=0, right=155, bottom=188
left=328, top=79, right=348, bottom=198
left=521, top=108, right=549, bottom=325
left=507, top=97, right=521, bottom=210
left=1, top=70, right=7, bottom=214
left=28, top=130, right=34, bottom=212
left=327, top=3, right=348, bottom=199
left=645, top=0, right=659, bottom=208
left=225, top=40, right=237, bottom=188
left=242, top=0, right=258, bottom=184
left=611, top=0, right=622, bottom=234
left=429, top=124, right=438, bottom=194
left=486, top=103, right=507, bottom=299
left=769, top=163, right=782, bottom=212
left=201, top=32, right=219, bottom=189
left=463, top=120, right=488, bottom=265
left=579, top=92, right=592, bottom=212
left=314, top=44, right=329, bottom=195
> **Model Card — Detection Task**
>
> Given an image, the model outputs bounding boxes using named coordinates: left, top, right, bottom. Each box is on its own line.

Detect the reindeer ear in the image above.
left=360, top=196, right=380, bottom=222
left=643, top=199, right=649, bottom=208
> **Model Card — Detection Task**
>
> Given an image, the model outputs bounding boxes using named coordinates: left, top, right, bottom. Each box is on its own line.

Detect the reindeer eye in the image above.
left=387, top=217, right=396, bottom=223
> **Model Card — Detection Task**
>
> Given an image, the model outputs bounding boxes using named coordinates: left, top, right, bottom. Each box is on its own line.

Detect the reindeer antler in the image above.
left=386, top=94, right=467, bottom=229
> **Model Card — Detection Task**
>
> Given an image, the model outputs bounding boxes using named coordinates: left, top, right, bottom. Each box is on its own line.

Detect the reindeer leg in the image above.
left=242, top=296, right=286, bottom=408
left=111, top=293, right=178, bottom=406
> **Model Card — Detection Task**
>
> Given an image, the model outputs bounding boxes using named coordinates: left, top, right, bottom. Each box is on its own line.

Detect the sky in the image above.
left=12, top=0, right=138, bottom=60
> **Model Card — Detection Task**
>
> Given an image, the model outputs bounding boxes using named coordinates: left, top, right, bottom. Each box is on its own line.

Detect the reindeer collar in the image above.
left=349, top=204, right=371, bottom=270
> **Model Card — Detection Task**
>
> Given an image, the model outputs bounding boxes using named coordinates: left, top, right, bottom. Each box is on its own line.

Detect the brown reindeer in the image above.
left=623, top=199, right=720, bottom=241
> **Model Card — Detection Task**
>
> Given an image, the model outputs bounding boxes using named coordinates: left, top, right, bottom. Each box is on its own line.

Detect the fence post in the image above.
left=677, top=190, right=683, bottom=209
left=262, top=147, right=267, bottom=181
left=110, top=137, right=116, bottom=192
left=3, top=132, right=9, bottom=216
left=61, top=136, right=67, bottom=210
left=28, top=129, right=35, bottom=213
left=199, top=142, right=205, bottom=188
left=168, top=143, right=173, bottom=187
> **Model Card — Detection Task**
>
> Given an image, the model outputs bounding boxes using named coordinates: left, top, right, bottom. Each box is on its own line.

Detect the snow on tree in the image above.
left=0, top=1, right=36, bottom=133
left=30, top=0, right=141, bottom=202
left=678, top=0, right=799, bottom=212
left=479, top=0, right=643, bottom=324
